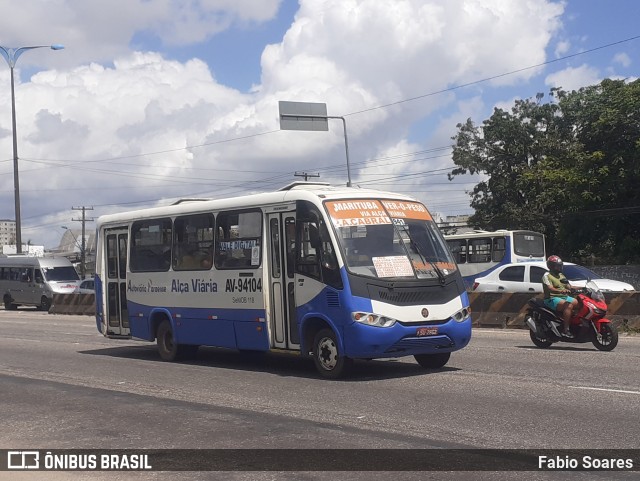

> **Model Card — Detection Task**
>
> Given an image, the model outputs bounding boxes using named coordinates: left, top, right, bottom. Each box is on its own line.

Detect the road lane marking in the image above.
left=569, top=386, right=640, bottom=395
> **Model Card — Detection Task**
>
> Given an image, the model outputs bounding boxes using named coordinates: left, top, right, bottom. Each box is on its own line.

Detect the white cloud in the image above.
left=555, top=40, right=570, bottom=57
left=612, top=52, right=631, bottom=68
left=0, top=0, right=567, bottom=248
left=544, top=64, right=601, bottom=92
left=263, top=0, right=564, bottom=99
left=1, top=0, right=283, bottom=68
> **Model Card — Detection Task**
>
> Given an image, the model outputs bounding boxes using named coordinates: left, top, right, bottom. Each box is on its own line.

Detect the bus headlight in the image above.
left=452, top=307, right=471, bottom=322
left=352, top=312, right=397, bottom=328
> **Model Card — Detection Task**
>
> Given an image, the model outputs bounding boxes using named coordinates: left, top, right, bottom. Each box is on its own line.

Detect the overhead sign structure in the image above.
left=278, top=101, right=329, bottom=131
left=278, top=100, right=352, bottom=187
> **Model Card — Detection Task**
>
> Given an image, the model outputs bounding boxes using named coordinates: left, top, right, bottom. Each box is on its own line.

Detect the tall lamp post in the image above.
left=1, top=44, right=64, bottom=254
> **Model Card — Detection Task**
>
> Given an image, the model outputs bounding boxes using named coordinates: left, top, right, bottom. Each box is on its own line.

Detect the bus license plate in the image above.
left=416, top=327, right=438, bottom=337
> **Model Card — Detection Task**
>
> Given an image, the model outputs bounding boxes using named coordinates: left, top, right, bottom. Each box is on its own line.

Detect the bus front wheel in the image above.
left=414, top=352, right=450, bottom=369
left=157, top=320, right=179, bottom=361
left=157, top=320, right=198, bottom=361
left=312, top=328, right=352, bottom=379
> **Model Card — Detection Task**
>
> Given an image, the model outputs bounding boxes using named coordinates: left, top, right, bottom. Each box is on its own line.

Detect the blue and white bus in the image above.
left=95, top=182, right=471, bottom=378
left=444, top=230, right=546, bottom=289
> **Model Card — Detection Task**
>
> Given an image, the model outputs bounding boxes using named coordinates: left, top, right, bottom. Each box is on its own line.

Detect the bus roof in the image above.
left=96, top=183, right=422, bottom=227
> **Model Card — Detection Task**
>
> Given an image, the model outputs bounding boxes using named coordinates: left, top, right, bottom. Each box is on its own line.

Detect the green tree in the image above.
left=450, top=79, right=640, bottom=263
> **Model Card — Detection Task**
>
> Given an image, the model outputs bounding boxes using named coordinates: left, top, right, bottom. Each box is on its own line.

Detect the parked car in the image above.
left=75, top=278, right=95, bottom=294
left=472, top=261, right=635, bottom=293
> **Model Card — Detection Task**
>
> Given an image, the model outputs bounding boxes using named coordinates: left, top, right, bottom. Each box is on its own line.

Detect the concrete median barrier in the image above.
left=46, top=290, right=640, bottom=331
left=49, top=293, right=96, bottom=316
left=469, top=291, right=640, bottom=330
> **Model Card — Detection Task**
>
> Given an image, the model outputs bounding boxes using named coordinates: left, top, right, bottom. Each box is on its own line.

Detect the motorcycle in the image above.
left=524, top=280, right=618, bottom=351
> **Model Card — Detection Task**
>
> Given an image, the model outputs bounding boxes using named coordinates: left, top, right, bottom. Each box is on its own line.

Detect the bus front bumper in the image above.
left=343, top=317, right=472, bottom=359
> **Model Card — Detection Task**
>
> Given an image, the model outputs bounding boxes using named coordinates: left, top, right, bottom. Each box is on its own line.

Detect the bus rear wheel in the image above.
left=312, top=328, right=352, bottom=379
left=414, top=352, right=451, bottom=369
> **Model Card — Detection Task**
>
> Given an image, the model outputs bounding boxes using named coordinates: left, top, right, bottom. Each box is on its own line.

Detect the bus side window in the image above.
left=214, top=210, right=262, bottom=269
left=295, top=215, right=342, bottom=289
left=318, top=220, right=342, bottom=289
left=447, top=240, right=467, bottom=264
left=296, top=221, right=321, bottom=280
left=469, top=238, right=491, bottom=263
left=130, top=218, right=172, bottom=272
left=492, top=237, right=506, bottom=262
left=173, top=214, right=214, bottom=271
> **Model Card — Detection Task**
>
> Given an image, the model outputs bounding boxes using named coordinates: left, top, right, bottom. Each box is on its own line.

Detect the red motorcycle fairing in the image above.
left=574, top=292, right=609, bottom=332
left=592, top=317, right=613, bottom=331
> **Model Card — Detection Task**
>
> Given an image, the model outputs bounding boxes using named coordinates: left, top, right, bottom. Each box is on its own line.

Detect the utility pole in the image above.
left=72, top=206, right=94, bottom=278
left=294, top=171, right=320, bottom=181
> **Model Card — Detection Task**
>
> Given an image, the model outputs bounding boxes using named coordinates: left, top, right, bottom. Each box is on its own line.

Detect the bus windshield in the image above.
left=42, top=266, right=80, bottom=282
left=325, top=199, right=456, bottom=280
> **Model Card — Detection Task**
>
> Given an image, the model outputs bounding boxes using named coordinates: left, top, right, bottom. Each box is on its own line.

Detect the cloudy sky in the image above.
left=0, top=0, right=638, bottom=250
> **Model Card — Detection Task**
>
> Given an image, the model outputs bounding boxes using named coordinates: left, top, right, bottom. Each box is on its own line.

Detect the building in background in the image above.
left=0, top=219, right=16, bottom=246
left=2, top=245, right=45, bottom=256
left=438, top=214, right=472, bottom=235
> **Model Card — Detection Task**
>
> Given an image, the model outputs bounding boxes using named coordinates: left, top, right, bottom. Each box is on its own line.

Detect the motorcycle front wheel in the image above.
left=592, top=322, right=619, bottom=351
left=529, top=329, right=554, bottom=348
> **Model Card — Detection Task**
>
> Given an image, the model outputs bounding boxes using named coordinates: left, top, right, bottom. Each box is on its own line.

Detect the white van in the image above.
left=0, top=256, right=81, bottom=310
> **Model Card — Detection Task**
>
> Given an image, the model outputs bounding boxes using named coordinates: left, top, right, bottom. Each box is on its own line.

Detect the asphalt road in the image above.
left=0, top=309, right=638, bottom=480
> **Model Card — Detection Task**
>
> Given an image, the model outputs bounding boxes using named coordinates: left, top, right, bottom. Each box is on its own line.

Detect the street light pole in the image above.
left=0, top=44, right=64, bottom=254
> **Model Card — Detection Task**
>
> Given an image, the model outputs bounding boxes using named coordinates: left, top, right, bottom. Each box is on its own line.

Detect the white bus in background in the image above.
left=0, top=256, right=81, bottom=310
left=94, top=182, right=472, bottom=378
left=444, top=229, right=546, bottom=289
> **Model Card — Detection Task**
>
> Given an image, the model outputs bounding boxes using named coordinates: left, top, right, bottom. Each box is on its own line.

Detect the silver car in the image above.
left=472, top=261, right=635, bottom=293
left=75, top=279, right=95, bottom=294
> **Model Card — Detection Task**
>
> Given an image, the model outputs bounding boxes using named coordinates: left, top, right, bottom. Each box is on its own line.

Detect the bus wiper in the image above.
left=401, top=227, right=446, bottom=284
left=423, top=248, right=446, bottom=285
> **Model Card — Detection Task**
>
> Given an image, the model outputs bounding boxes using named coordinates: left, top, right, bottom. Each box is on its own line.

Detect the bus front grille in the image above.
left=384, top=335, right=454, bottom=353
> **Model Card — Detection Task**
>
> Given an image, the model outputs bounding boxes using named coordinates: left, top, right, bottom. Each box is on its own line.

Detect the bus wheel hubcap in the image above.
left=318, top=338, right=337, bottom=370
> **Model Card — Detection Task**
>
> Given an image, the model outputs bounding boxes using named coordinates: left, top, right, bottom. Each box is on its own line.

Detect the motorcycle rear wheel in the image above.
left=529, top=329, right=554, bottom=348
left=592, top=323, right=618, bottom=351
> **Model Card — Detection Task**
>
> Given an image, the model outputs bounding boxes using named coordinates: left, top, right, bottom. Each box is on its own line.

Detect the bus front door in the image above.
left=103, top=229, right=130, bottom=337
left=266, top=212, right=299, bottom=350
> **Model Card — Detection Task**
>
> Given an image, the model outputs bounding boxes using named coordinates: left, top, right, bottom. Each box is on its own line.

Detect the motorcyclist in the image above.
left=541, top=255, right=578, bottom=338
